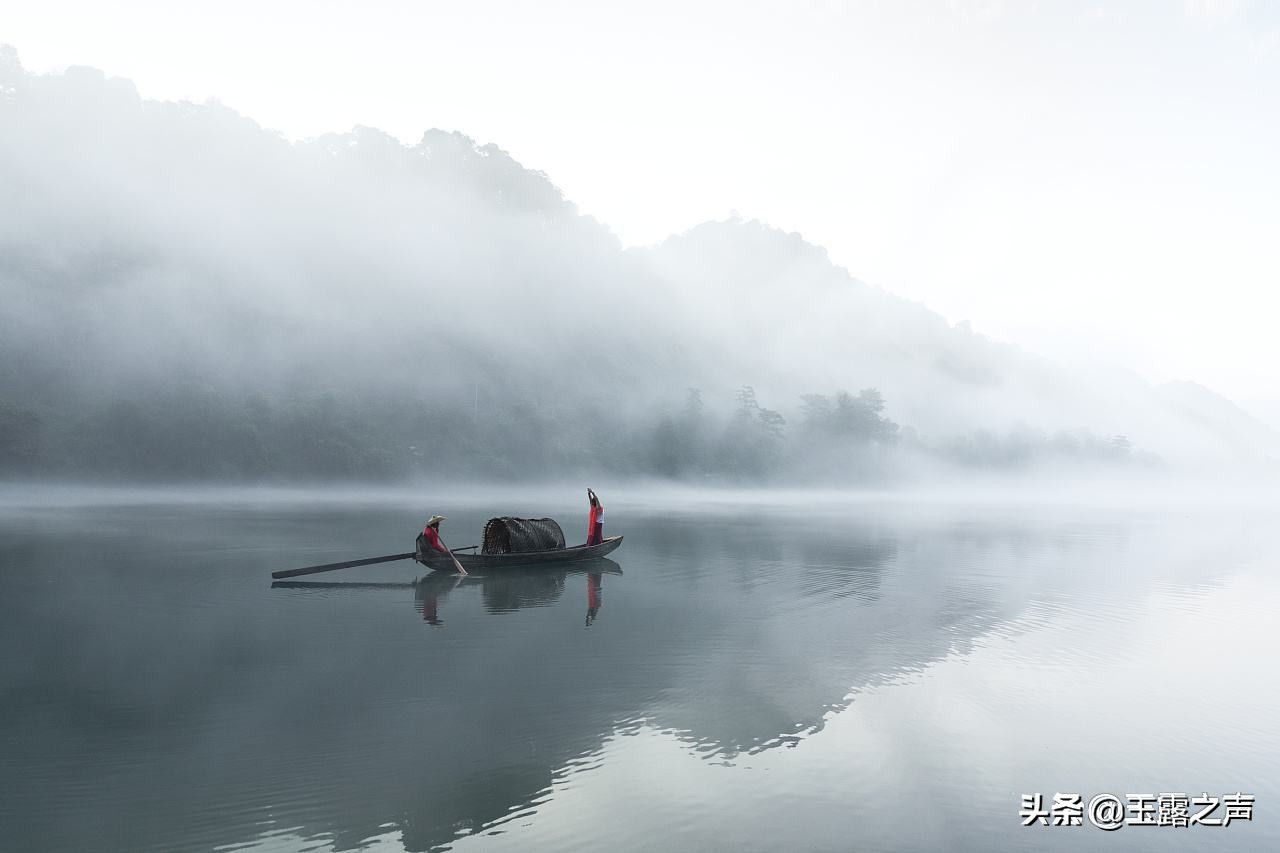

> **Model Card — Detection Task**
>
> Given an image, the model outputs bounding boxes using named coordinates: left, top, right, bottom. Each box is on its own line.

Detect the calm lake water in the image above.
left=1, top=487, right=1277, bottom=852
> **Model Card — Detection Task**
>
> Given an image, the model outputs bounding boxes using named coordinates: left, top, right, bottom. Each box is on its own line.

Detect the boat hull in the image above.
left=415, top=535, right=623, bottom=572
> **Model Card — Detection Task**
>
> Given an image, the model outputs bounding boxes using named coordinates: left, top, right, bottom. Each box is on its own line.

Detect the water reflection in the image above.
left=270, top=561, right=621, bottom=629
left=0, top=500, right=1274, bottom=853
left=585, top=573, right=603, bottom=627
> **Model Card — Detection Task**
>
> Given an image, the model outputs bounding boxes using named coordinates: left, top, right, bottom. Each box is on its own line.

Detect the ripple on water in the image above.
left=4, top=499, right=1280, bottom=853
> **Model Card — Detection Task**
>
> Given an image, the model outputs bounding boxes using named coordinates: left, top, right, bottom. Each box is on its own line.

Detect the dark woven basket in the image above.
left=481, top=517, right=566, bottom=555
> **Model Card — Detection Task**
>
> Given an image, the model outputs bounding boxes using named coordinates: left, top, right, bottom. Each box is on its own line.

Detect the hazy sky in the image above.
left=7, top=0, right=1278, bottom=405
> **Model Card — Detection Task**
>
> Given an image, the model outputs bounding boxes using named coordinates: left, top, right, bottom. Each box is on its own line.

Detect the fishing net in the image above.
left=481, top=517, right=566, bottom=555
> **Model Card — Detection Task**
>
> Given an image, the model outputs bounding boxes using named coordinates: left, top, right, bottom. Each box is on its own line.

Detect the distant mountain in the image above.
left=640, top=219, right=1280, bottom=468
left=1156, top=381, right=1280, bottom=462
left=1, top=48, right=1274, bottom=481
left=640, top=218, right=1032, bottom=432
left=1243, top=395, right=1280, bottom=435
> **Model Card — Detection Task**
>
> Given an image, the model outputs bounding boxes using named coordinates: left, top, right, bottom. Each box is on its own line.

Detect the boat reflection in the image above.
left=13, top=504, right=1192, bottom=853
left=272, top=559, right=622, bottom=628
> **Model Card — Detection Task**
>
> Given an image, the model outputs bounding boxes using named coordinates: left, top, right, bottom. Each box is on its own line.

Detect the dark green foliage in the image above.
left=789, top=388, right=901, bottom=482
left=4, top=380, right=1157, bottom=483
left=800, top=388, right=897, bottom=442
left=939, top=428, right=1154, bottom=469
left=706, top=386, right=787, bottom=482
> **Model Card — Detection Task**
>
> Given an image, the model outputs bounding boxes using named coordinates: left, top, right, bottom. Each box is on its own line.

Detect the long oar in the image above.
left=272, top=552, right=416, bottom=580
left=438, top=536, right=469, bottom=576
left=271, top=580, right=416, bottom=590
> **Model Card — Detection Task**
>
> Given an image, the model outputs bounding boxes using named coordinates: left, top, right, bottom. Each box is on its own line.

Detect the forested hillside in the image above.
left=1, top=48, right=1274, bottom=482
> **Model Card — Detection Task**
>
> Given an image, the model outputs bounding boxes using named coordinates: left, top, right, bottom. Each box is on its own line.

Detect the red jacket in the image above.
left=421, top=525, right=449, bottom=553
left=587, top=505, right=604, bottom=546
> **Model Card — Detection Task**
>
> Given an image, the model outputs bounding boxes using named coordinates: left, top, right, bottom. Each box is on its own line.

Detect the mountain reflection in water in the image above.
left=1, top=496, right=1277, bottom=853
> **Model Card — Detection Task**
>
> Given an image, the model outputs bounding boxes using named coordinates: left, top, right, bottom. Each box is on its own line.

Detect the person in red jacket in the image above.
left=586, top=488, right=604, bottom=546
left=420, top=515, right=468, bottom=575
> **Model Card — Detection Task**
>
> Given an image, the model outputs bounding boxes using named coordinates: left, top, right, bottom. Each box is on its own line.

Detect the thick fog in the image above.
left=1, top=47, right=1277, bottom=484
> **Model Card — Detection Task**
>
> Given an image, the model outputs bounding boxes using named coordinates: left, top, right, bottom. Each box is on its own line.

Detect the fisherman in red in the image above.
left=420, top=514, right=468, bottom=575
left=420, top=515, right=449, bottom=553
left=586, top=488, right=604, bottom=546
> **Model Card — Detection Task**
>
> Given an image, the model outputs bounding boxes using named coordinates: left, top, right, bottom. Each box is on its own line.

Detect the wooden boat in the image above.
left=415, top=535, right=623, bottom=573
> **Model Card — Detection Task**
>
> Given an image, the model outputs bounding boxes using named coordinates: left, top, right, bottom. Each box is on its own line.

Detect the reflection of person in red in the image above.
left=586, top=572, right=603, bottom=626
left=416, top=573, right=467, bottom=627
left=420, top=592, right=441, bottom=626
left=586, top=488, right=604, bottom=546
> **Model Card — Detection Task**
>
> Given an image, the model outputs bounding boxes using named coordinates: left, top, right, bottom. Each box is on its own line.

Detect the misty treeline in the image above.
left=0, top=49, right=1272, bottom=483
left=0, top=379, right=1148, bottom=482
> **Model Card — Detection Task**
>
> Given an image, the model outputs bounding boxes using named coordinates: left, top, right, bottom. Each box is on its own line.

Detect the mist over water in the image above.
left=2, top=17, right=1278, bottom=853
left=1, top=490, right=1277, bottom=852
